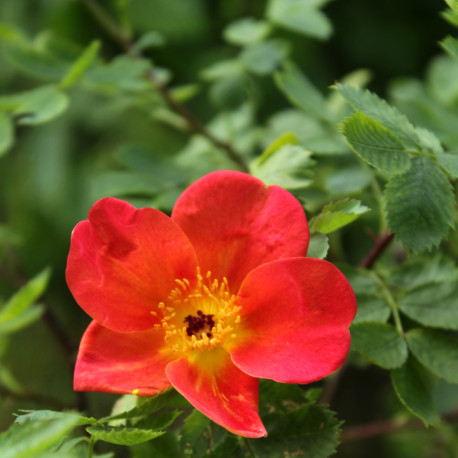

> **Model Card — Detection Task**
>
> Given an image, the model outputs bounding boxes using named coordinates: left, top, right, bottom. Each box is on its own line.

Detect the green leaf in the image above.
left=0, top=305, right=44, bottom=335
left=406, top=328, right=458, bottom=384
left=59, top=40, right=100, bottom=90
left=275, top=62, right=335, bottom=122
left=132, top=433, right=181, bottom=458
left=353, top=295, right=391, bottom=324
left=341, top=111, right=412, bottom=174
left=223, top=17, right=272, bottom=46
left=325, top=165, right=372, bottom=196
left=201, top=59, right=244, bottom=81
left=306, top=232, right=329, bottom=259
left=389, top=254, right=458, bottom=290
left=0, top=412, right=82, bottom=458
left=6, top=45, right=69, bottom=80
left=249, top=403, right=341, bottom=458
left=0, top=22, right=28, bottom=45
left=179, top=410, right=211, bottom=457
left=207, top=436, right=244, bottom=458
left=436, top=152, right=458, bottom=178
left=241, top=39, right=289, bottom=75
left=267, top=0, right=333, bottom=40
left=441, top=36, right=458, bottom=60
left=85, top=56, right=152, bottom=91
left=335, top=83, right=434, bottom=151
left=0, top=268, right=50, bottom=325
left=384, top=157, right=455, bottom=252
left=91, top=171, right=166, bottom=201
left=0, top=112, right=14, bottom=156
left=400, top=281, right=458, bottom=330
left=133, top=31, right=165, bottom=51
left=0, top=86, right=68, bottom=125
left=15, top=410, right=94, bottom=426
left=0, top=363, right=22, bottom=392
left=351, top=322, right=408, bottom=369
left=134, top=410, right=182, bottom=431
left=258, top=379, right=307, bottom=416
left=258, top=131, right=298, bottom=163
left=87, top=426, right=163, bottom=446
left=311, top=199, right=370, bottom=234
left=250, top=144, right=314, bottom=189
left=100, top=389, right=179, bottom=423
left=391, top=355, right=440, bottom=426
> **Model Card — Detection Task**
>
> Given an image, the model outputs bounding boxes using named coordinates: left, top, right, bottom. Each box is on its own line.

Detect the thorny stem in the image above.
left=368, top=271, right=404, bottom=335
left=77, top=0, right=249, bottom=172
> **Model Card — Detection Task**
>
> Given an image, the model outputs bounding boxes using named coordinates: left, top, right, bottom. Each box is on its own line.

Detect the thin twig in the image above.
left=341, top=409, right=458, bottom=442
left=78, top=0, right=133, bottom=50
left=358, top=232, right=395, bottom=269
left=77, top=0, right=249, bottom=172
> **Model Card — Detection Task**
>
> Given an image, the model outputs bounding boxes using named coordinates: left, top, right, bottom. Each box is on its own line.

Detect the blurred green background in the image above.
left=0, top=1, right=457, bottom=457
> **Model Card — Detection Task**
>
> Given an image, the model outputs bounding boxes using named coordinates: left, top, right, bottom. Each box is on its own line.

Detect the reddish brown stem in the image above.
left=78, top=0, right=249, bottom=172
left=341, top=409, right=458, bottom=442
left=358, top=232, right=395, bottom=269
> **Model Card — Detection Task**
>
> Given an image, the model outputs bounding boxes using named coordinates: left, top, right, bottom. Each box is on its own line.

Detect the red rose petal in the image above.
left=74, top=321, right=172, bottom=396
left=165, top=349, right=267, bottom=438
left=172, top=171, right=309, bottom=292
left=230, top=258, right=356, bottom=384
left=66, top=198, right=198, bottom=332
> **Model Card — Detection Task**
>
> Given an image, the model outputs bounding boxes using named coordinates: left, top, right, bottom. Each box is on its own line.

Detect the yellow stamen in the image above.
left=156, top=268, right=241, bottom=354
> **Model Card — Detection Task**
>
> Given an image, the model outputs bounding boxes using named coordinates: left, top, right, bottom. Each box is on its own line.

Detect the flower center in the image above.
left=154, top=268, right=241, bottom=353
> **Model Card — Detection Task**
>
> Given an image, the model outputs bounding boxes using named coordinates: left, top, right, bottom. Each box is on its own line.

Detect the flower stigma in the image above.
left=153, top=268, right=241, bottom=353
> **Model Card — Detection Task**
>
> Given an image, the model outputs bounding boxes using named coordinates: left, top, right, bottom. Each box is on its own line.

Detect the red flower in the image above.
left=67, top=171, right=356, bottom=438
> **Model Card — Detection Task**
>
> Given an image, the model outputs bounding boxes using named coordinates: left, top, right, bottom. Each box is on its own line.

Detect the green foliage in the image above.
left=250, top=143, right=314, bottom=189
left=0, top=412, right=82, bottom=458
left=311, top=199, right=370, bottom=234
left=179, top=410, right=212, bottom=457
left=86, top=426, right=164, bottom=445
left=336, top=83, right=431, bottom=150
left=241, top=39, right=289, bottom=75
left=267, top=0, right=333, bottom=40
left=436, top=152, right=458, bottom=177
left=100, top=389, right=180, bottom=423
left=59, top=40, right=101, bottom=90
left=384, top=157, right=455, bottom=252
left=0, top=268, right=50, bottom=335
left=351, top=322, right=408, bottom=369
left=406, top=329, right=458, bottom=384
left=391, top=356, right=441, bottom=426
left=400, top=281, right=458, bottom=330
left=0, top=86, right=68, bottom=126
left=275, top=62, right=335, bottom=122
left=249, top=403, right=341, bottom=458
left=0, top=112, right=13, bottom=156
left=352, top=295, right=391, bottom=324
left=306, top=232, right=329, bottom=259
left=441, top=35, right=458, bottom=59
left=0, top=1, right=457, bottom=457
left=15, top=410, right=95, bottom=426
left=223, top=18, right=272, bottom=46
left=341, top=111, right=412, bottom=174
